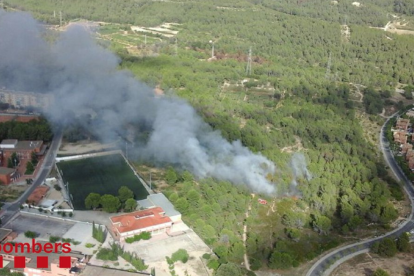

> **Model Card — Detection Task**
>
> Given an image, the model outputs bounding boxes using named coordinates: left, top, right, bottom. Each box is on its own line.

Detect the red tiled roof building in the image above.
left=407, top=149, right=414, bottom=161
left=396, top=118, right=410, bottom=131
left=409, top=157, right=414, bottom=171
left=402, top=143, right=413, bottom=154
left=394, top=130, right=408, bottom=144
left=110, top=207, right=172, bottom=241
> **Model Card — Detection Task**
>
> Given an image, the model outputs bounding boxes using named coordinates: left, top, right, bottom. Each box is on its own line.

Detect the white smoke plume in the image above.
left=289, top=152, right=312, bottom=194
left=0, top=11, right=276, bottom=194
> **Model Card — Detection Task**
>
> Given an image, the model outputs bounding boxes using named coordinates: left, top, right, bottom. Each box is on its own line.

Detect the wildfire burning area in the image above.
left=0, top=11, right=310, bottom=195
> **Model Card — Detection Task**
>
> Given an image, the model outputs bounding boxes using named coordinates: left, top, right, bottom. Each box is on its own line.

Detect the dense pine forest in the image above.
left=3, top=0, right=414, bottom=275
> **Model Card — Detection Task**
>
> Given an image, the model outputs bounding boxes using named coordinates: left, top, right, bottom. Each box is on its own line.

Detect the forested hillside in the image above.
left=3, top=0, right=414, bottom=275
left=5, top=0, right=414, bottom=88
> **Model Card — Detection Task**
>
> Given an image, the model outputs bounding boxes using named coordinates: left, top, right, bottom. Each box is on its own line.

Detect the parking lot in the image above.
left=5, top=212, right=104, bottom=255
left=7, top=213, right=75, bottom=242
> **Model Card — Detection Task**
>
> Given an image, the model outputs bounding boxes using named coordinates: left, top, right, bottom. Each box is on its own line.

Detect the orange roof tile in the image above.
left=110, top=207, right=172, bottom=234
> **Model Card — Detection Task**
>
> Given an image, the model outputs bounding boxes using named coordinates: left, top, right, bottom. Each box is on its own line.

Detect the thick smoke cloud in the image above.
left=0, top=11, right=276, bottom=194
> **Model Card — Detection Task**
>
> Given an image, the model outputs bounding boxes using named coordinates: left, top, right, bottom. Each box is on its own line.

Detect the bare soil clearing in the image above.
left=280, top=136, right=305, bottom=153
left=332, top=248, right=414, bottom=276
left=370, top=20, right=414, bottom=35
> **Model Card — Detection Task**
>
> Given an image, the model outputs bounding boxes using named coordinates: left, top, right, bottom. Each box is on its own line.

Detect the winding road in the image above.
left=306, top=112, right=414, bottom=276
left=1, top=129, right=63, bottom=226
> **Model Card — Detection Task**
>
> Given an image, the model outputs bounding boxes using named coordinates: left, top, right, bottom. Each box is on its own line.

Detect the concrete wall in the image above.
left=55, top=150, right=122, bottom=162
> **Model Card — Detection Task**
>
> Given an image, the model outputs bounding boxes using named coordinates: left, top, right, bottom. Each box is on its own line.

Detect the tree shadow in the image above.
left=364, top=267, right=373, bottom=276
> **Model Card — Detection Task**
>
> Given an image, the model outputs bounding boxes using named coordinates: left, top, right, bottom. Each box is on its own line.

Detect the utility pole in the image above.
left=149, top=171, right=152, bottom=190
left=66, top=182, right=70, bottom=201
left=325, top=52, right=331, bottom=80
left=246, top=47, right=252, bottom=76
left=125, top=141, right=128, bottom=160
left=209, top=40, right=215, bottom=59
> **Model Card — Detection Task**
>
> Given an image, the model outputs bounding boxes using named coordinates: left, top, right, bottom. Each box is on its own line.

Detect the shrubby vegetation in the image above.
left=0, top=268, right=25, bottom=276
left=124, top=231, right=151, bottom=244
left=25, top=161, right=35, bottom=175
left=24, top=231, right=37, bottom=238
left=372, top=268, right=390, bottom=276
left=96, top=242, right=148, bottom=271
left=49, top=236, right=60, bottom=243
left=394, top=0, right=414, bottom=15
left=170, top=249, right=189, bottom=263
left=92, top=221, right=107, bottom=243
left=371, top=232, right=411, bottom=257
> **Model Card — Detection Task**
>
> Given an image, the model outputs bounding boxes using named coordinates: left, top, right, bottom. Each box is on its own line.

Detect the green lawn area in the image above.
left=56, top=154, right=148, bottom=210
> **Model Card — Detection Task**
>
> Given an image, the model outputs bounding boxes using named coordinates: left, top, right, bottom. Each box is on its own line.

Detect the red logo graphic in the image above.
left=37, top=256, right=48, bottom=268
left=0, top=239, right=72, bottom=269
left=14, top=256, right=25, bottom=268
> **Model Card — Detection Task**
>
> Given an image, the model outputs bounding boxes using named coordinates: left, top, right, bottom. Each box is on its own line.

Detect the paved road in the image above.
left=306, top=112, right=414, bottom=276
left=1, top=128, right=63, bottom=226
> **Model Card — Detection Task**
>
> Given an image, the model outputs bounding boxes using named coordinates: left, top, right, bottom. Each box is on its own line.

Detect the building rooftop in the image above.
left=15, top=140, right=43, bottom=150
left=110, top=207, right=171, bottom=234
left=396, top=118, right=410, bottom=129
left=0, top=113, right=39, bottom=123
left=136, top=198, right=154, bottom=209
left=0, top=167, right=15, bottom=175
left=0, top=139, right=17, bottom=145
left=147, top=193, right=181, bottom=217
left=0, top=140, right=43, bottom=151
